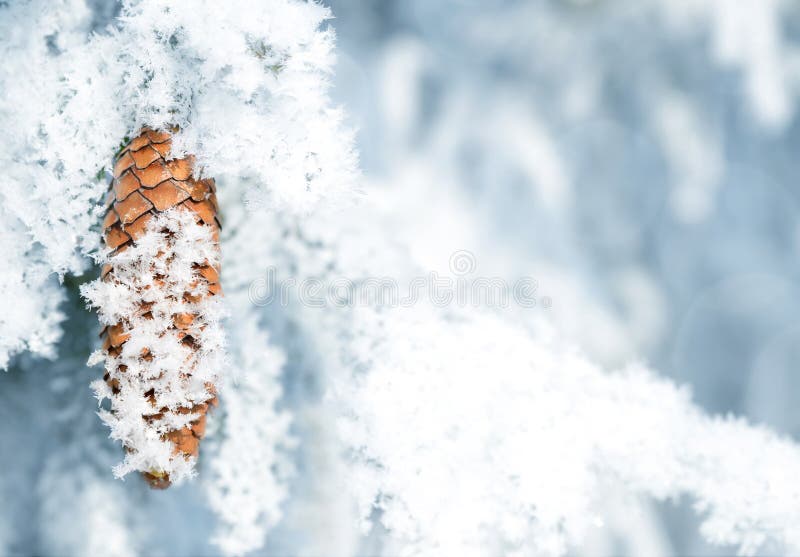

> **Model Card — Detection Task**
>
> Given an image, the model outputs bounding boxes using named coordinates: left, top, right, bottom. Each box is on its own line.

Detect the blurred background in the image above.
left=325, top=0, right=800, bottom=554
left=3, top=0, right=800, bottom=555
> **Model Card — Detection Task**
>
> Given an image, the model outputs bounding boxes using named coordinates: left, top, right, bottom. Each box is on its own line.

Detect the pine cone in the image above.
left=98, top=128, right=223, bottom=489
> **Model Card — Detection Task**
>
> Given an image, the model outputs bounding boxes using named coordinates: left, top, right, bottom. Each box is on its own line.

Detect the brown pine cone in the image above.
left=97, top=128, right=223, bottom=489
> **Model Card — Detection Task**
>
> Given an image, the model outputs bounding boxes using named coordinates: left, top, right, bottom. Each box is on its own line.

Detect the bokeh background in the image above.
left=326, top=0, right=800, bottom=554
left=2, top=0, right=800, bottom=555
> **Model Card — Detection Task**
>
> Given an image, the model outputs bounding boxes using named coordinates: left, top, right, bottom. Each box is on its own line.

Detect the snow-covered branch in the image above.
left=334, top=306, right=800, bottom=557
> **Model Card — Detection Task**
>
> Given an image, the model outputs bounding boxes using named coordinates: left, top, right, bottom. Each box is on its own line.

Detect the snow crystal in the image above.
left=334, top=306, right=800, bottom=556
left=0, top=0, right=357, bottom=367
left=82, top=209, right=226, bottom=482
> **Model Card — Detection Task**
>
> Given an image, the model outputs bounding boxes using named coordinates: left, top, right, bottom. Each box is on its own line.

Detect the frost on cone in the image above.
left=82, top=129, right=225, bottom=488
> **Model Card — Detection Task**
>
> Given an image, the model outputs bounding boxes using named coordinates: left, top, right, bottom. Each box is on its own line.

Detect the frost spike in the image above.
left=99, top=129, right=222, bottom=489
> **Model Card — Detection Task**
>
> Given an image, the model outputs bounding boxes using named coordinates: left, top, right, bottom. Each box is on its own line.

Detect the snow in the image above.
left=2, top=0, right=800, bottom=556
left=0, top=0, right=356, bottom=367
left=82, top=209, right=226, bottom=482
left=334, top=306, right=800, bottom=556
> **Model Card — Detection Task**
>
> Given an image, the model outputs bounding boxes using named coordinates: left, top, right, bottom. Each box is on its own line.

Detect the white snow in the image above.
left=82, top=210, right=226, bottom=482
left=2, top=0, right=800, bottom=556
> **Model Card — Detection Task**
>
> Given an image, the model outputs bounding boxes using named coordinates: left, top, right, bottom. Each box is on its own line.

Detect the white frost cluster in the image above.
left=90, top=0, right=359, bottom=210
left=205, top=311, right=293, bottom=557
left=0, top=221, right=65, bottom=369
left=204, top=200, right=294, bottom=555
left=0, top=0, right=98, bottom=367
left=271, top=193, right=800, bottom=556
left=5, top=0, right=800, bottom=556
left=82, top=210, right=226, bottom=482
left=333, top=306, right=800, bottom=556
left=0, top=0, right=356, bottom=367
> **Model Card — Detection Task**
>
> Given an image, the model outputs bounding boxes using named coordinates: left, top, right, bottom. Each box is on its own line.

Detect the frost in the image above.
left=0, top=0, right=95, bottom=367
left=204, top=201, right=294, bottom=556
left=333, top=306, right=800, bottom=556
left=0, top=217, right=65, bottom=369
left=81, top=210, right=226, bottom=482
left=0, top=0, right=356, bottom=368
left=4, top=0, right=800, bottom=556
left=268, top=190, right=800, bottom=554
left=205, top=312, right=292, bottom=557
left=87, top=0, right=359, bottom=210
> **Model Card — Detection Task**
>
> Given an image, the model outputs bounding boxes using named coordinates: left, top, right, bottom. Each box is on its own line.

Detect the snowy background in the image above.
left=2, top=0, right=800, bottom=556
left=323, top=1, right=800, bottom=554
